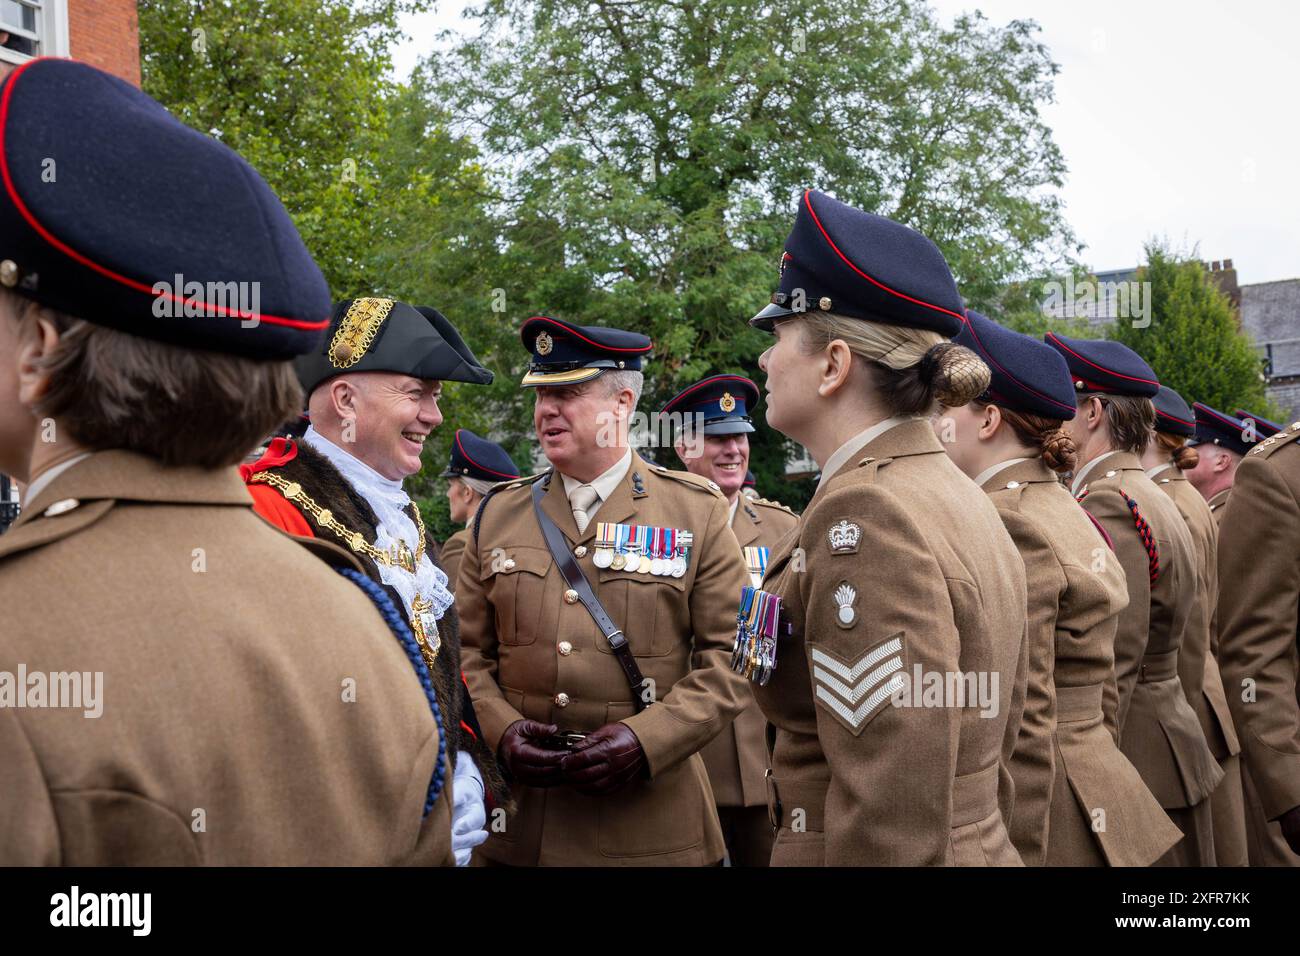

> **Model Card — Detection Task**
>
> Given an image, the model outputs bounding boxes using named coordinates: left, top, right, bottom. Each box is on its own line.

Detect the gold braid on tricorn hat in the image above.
left=328, top=297, right=396, bottom=368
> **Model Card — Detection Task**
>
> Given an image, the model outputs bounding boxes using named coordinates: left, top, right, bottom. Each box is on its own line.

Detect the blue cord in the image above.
left=336, top=567, right=447, bottom=815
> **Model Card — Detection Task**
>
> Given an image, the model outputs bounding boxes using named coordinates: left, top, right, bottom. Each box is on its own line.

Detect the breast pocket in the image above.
left=593, top=567, right=687, bottom=658
left=482, top=546, right=554, bottom=646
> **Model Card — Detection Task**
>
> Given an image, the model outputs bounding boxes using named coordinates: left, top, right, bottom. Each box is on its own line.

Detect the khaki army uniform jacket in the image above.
left=984, top=458, right=1179, bottom=866
left=1217, top=424, right=1300, bottom=827
left=459, top=455, right=752, bottom=866
left=440, top=528, right=470, bottom=592
left=753, top=419, right=1029, bottom=866
left=1150, top=468, right=1241, bottom=764
left=1075, top=454, right=1223, bottom=813
left=0, top=451, right=452, bottom=865
left=700, top=496, right=798, bottom=808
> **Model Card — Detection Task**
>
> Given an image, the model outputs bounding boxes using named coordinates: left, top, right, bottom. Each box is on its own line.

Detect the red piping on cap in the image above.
left=523, top=316, right=652, bottom=353
left=0, top=58, right=328, bottom=332
left=963, top=314, right=1076, bottom=416
left=662, top=374, right=757, bottom=413
left=802, top=190, right=964, bottom=325
left=1045, top=333, right=1158, bottom=388
left=453, top=430, right=519, bottom=480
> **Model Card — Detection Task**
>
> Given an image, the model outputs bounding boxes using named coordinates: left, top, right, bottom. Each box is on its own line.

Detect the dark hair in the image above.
left=982, top=402, right=1078, bottom=474
left=1155, top=430, right=1199, bottom=470
left=15, top=297, right=303, bottom=468
left=1096, top=394, right=1155, bottom=455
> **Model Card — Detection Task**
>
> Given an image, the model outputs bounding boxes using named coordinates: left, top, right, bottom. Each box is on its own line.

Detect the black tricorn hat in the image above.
left=296, top=298, right=493, bottom=395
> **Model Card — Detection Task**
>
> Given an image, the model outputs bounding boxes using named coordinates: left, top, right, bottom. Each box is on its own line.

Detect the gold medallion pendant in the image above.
left=410, top=596, right=442, bottom=669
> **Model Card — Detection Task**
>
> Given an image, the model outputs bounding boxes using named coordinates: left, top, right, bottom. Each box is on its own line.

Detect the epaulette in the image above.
left=750, top=495, right=796, bottom=517
left=1248, top=421, right=1300, bottom=459
left=473, top=471, right=546, bottom=542
left=646, top=464, right=725, bottom=497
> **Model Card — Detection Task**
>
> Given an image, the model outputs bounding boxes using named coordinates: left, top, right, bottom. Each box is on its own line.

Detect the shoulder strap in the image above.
left=530, top=476, right=651, bottom=713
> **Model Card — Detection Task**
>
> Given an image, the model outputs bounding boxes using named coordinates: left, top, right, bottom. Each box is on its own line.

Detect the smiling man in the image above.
left=243, top=297, right=507, bottom=865
left=458, top=316, right=753, bottom=866
left=661, top=373, right=797, bottom=866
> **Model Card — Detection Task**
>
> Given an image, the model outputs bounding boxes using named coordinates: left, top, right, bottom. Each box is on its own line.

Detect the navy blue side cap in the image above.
left=441, top=429, right=521, bottom=482
left=0, top=58, right=330, bottom=359
left=750, top=189, right=964, bottom=337
left=954, top=311, right=1076, bottom=419
left=1043, top=332, right=1159, bottom=398
left=1152, top=386, right=1196, bottom=438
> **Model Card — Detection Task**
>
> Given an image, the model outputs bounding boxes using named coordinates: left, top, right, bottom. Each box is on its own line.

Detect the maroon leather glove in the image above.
left=499, top=719, right=567, bottom=788
left=559, top=722, right=647, bottom=796
left=1279, top=805, right=1300, bottom=856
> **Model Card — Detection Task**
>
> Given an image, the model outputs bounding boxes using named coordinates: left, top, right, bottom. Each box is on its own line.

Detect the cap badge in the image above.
left=536, top=330, right=554, bottom=356
left=329, top=297, right=395, bottom=369
left=828, top=519, right=862, bottom=554
left=719, top=392, right=736, bottom=413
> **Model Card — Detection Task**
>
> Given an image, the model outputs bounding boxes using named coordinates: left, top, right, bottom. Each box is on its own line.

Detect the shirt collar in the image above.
left=560, top=448, right=633, bottom=505
left=1146, top=462, right=1174, bottom=480
left=1071, top=449, right=1121, bottom=497
left=973, top=457, right=1031, bottom=489
left=818, top=415, right=917, bottom=490
left=23, top=453, right=94, bottom=507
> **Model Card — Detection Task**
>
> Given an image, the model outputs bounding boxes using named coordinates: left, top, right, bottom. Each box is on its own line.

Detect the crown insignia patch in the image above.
left=828, top=519, right=862, bottom=554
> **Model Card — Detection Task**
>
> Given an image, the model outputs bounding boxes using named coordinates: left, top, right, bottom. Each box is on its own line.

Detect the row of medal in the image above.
left=733, top=585, right=785, bottom=685
left=591, top=522, right=693, bottom=577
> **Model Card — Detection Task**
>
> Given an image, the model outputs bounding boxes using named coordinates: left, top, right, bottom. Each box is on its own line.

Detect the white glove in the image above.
left=450, top=751, right=488, bottom=866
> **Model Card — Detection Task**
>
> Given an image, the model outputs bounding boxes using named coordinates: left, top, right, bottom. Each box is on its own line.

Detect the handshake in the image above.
left=499, top=719, right=647, bottom=796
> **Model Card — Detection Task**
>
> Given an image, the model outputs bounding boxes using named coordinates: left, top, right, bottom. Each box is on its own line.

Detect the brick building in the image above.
left=0, top=0, right=139, bottom=85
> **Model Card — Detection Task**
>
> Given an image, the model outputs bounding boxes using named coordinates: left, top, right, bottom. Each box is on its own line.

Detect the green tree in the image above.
left=138, top=0, right=485, bottom=298
left=1110, top=242, right=1277, bottom=417
left=140, top=1, right=503, bottom=535
left=433, top=0, right=1078, bottom=507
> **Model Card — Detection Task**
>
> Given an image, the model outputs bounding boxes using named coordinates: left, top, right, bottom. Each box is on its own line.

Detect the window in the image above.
left=0, top=0, right=68, bottom=64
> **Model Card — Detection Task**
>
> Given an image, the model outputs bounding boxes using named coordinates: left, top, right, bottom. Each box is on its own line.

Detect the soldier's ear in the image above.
left=817, top=338, right=853, bottom=398
left=15, top=309, right=62, bottom=408
left=979, top=402, right=1001, bottom=440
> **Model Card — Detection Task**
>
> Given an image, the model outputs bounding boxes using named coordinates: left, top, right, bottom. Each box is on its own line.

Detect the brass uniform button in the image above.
left=42, top=498, right=80, bottom=517
left=557, top=641, right=573, bottom=656
left=564, top=589, right=580, bottom=604
left=574, top=546, right=587, bottom=558
left=503, top=558, right=517, bottom=571
left=554, top=693, right=570, bottom=708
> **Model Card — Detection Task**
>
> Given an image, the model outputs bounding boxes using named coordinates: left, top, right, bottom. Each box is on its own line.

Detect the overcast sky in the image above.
left=393, top=0, right=1299, bottom=286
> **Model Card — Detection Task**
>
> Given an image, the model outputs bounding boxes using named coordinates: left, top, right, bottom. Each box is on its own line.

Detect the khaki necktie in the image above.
left=569, top=483, right=600, bottom=533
